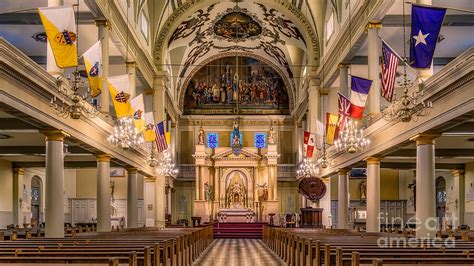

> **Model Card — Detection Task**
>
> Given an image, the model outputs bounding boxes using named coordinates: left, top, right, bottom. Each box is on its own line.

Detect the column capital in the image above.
left=145, top=176, right=156, bottom=182
left=13, top=168, right=25, bottom=175
left=338, top=168, right=351, bottom=175
left=452, top=169, right=465, bottom=177
left=95, top=19, right=109, bottom=27
left=126, top=61, right=136, bottom=68
left=366, top=21, right=383, bottom=30
left=410, top=133, right=441, bottom=146
left=365, top=156, right=382, bottom=165
left=39, top=129, right=69, bottom=141
left=96, top=154, right=112, bottom=162
left=127, top=167, right=138, bottom=174
left=338, top=62, right=350, bottom=68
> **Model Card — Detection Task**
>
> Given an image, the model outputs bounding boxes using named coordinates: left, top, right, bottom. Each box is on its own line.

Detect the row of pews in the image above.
left=0, top=225, right=213, bottom=265
left=263, top=226, right=474, bottom=265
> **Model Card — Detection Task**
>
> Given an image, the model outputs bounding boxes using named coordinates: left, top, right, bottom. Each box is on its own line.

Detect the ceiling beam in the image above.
left=0, top=12, right=95, bottom=25
left=387, top=149, right=474, bottom=157
left=382, top=14, right=474, bottom=27
left=380, top=162, right=465, bottom=170
left=0, top=146, right=90, bottom=155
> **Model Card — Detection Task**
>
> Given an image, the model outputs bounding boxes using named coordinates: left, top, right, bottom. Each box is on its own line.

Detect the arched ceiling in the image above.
left=155, top=0, right=320, bottom=113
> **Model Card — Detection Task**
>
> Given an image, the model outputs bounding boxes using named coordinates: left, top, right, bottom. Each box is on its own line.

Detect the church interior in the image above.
left=0, top=0, right=473, bottom=265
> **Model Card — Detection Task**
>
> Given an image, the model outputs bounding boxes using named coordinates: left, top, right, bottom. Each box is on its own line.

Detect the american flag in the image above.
left=337, top=92, right=351, bottom=131
left=155, top=121, right=168, bottom=152
left=381, top=41, right=399, bottom=102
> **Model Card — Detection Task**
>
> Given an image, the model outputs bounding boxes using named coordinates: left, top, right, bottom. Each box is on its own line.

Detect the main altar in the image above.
left=192, top=123, right=280, bottom=223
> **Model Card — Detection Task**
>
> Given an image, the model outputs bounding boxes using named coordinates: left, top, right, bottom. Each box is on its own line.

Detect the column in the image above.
left=411, top=133, right=440, bottom=238
left=296, top=122, right=303, bottom=162
left=307, top=76, right=320, bottom=139
left=46, top=0, right=64, bottom=76
left=12, top=168, right=25, bottom=226
left=126, top=61, right=137, bottom=98
left=96, top=154, right=112, bottom=232
left=339, top=63, right=349, bottom=95
left=337, top=168, right=350, bottom=229
left=452, top=170, right=465, bottom=227
left=95, top=19, right=110, bottom=114
left=320, top=178, right=332, bottom=227
left=127, top=168, right=138, bottom=228
left=366, top=157, right=382, bottom=232
left=416, top=0, right=433, bottom=80
left=155, top=176, right=166, bottom=228
left=40, top=129, right=69, bottom=237
left=367, top=21, right=382, bottom=116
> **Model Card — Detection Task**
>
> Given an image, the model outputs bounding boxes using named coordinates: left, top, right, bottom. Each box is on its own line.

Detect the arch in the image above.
left=30, top=175, right=43, bottom=227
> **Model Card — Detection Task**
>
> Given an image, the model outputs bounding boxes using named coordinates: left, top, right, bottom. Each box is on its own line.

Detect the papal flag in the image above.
left=326, top=113, right=339, bottom=145
left=131, top=94, right=145, bottom=132
left=38, top=6, right=78, bottom=68
left=82, top=41, right=102, bottom=97
left=143, top=112, right=156, bottom=142
left=108, top=75, right=132, bottom=118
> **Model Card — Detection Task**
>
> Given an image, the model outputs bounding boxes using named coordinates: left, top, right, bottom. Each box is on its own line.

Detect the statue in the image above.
left=231, top=120, right=242, bottom=155
left=198, top=126, right=204, bottom=145
left=204, top=182, right=213, bottom=202
left=359, top=180, right=367, bottom=200
left=257, top=183, right=269, bottom=202
left=268, top=126, right=275, bottom=144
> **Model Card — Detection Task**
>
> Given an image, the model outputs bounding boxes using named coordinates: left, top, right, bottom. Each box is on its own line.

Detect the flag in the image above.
left=338, top=92, right=351, bottom=117
left=349, top=76, right=373, bottom=119
left=108, top=75, right=133, bottom=118
left=409, top=5, right=446, bottom=69
left=38, top=6, right=77, bottom=68
left=381, top=41, right=399, bottom=102
left=326, top=113, right=339, bottom=145
left=82, top=41, right=102, bottom=97
left=315, top=120, right=325, bottom=150
left=143, top=112, right=156, bottom=142
left=337, top=114, right=350, bottom=132
left=303, top=131, right=316, bottom=158
left=130, top=94, right=145, bottom=132
left=155, top=121, right=168, bottom=152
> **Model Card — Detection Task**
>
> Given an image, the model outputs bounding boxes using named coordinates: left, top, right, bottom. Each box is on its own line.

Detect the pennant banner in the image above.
left=409, top=5, right=446, bottom=69
left=82, top=41, right=102, bottom=97
left=38, top=6, right=77, bottom=68
left=108, top=75, right=132, bottom=118
left=326, top=113, right=339, bottom=145
left=143, top=112, right=156, bottom=142
left=349, top=76, right=373, bottom=119
left=131, top=94, right=145, bottom=132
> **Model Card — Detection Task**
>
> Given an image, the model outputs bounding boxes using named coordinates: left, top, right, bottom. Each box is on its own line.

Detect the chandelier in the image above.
left=156, top=150, right=178, bottom=177
left=146, top=146, right=159, bottom=167
left=382, top=75, right=432, bottom=122
left=50, top=70, right=100, bottom=119
left=334, top=119, right=370, bottom=153
left=107, top=117, right=144, bottom=149
left=296, top=158, right=319, bottom=178
left=318, top=147, right=330, bottom=169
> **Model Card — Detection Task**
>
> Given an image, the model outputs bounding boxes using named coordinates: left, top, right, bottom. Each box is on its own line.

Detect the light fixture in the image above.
left=146, top=143, right=159, bottom=167
left=296, top=158, right=319, bottom=178
left=107, top=117, right=144, bottom=149
left=334, top=119, right=370, bottom=153
left=156, top=150, right=178, bottom=177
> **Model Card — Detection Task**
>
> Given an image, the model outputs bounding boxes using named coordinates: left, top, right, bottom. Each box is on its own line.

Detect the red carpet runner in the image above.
left=213, top=222, right=267, bottom=239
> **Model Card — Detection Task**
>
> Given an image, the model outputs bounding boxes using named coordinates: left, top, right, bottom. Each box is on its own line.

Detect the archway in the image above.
left=436, top=176, right=446, bottom=226
left=31, top=176, right=43, bottom=227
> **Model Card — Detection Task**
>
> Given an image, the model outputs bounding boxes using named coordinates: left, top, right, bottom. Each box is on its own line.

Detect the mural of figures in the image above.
left=183, top=56, right=289, bottom=115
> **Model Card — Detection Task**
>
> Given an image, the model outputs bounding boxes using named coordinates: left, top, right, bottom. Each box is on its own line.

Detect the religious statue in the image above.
left=225, top=172, right=247, bottom=208
left=359, top=180, right=367, bottom=200
left=198, top=126, right=204, bottom=145
left=408, top=179, right=416, bottom=211
left=231, top=120, right=242, bottom=155
left=204, top=182, right=213, bottom=202
left=257, top=183, right=269, bottom=202
left=268, top=126, right=275, bottom=144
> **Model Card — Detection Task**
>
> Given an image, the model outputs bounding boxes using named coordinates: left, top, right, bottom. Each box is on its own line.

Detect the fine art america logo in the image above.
left=376, top=213, right=457, bottom=248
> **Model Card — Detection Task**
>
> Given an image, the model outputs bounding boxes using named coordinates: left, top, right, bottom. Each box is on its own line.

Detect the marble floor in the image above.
left=193, top=239, right=285, bottom=266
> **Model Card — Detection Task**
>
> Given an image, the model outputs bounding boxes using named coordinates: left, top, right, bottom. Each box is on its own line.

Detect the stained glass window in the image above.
left=207, top=133, right=218, bottom=149
left=255, top=132, right=266, bottom=148
left=32, top=187, right=40, bottom=201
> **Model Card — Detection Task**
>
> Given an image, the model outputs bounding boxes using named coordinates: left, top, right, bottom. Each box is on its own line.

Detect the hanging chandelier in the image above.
left=334, top=119, right=370, bottom=153
left=156, top=150, right=178, bottom=177
left=146, top=145, right=159, bottom=167
left=50, top=70, right=100, bottom=120
left=296, top=158, right=319, bottom=178
left=107, top=117, right=144, bottom=149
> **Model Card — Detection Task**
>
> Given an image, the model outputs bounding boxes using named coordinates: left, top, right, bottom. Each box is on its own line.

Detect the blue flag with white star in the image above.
left=409, top=5, right=446, bottom=69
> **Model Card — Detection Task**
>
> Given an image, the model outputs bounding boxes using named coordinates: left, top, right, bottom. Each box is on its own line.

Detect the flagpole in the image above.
left=377, top=35, right=422, bottom=80
left=405, top=2, right=474, bottom=14
left=0, top=4, right=78, bottom=15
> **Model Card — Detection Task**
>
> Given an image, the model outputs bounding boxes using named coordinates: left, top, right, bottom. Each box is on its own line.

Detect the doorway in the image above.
left=31, top=176, right=42, bottom=227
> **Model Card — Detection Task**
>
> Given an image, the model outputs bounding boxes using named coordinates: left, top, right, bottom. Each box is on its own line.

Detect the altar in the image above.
left=217, top=208, right=255, bottom=223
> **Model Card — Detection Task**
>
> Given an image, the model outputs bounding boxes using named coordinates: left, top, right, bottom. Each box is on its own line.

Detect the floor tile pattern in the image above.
left=193, top=239, right=285, bottom=266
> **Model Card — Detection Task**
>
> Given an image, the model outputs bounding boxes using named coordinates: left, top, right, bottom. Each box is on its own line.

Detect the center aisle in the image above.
left=193, top=239, right=285, bottom=266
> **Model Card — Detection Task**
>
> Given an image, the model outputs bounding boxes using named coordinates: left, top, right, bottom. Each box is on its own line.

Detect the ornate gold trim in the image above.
left=365, top=156, right=382, bottom=165
left=127, top=168, right=138, bottom=174
left=366, top=21, right=382, bottom=30
left=39, top=129, right=69, bottom=141
left=410, top=133, right=441, bottom=146
left=451, top=169, right=465, bottom=177
left=338, top=168, right=350, bottom=175
left=96, top=154, right=112, bottom=162
left=13, top=168, right=25, bottom=175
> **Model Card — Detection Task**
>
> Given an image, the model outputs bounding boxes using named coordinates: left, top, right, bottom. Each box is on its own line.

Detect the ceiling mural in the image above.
left=183, top=56, right=289, bottom=115
left=165, top=1, right=309, bottom=112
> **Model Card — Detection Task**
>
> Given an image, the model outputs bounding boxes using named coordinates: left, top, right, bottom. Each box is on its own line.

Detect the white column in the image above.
left=452, top=170, right=465, bottom=227
left=96, top=154, right=111, bottom=232
left=366, top=157, right=381, bottom=232
left=155, top=176, right=166, bottom=228
left=126, top=61, right=137, bottom=98
left=307, top=77, right=320, bottom=138
left=337, top=168, right=350, bottom=229
left=12, top=168, right=25, bottom=226
left=339, top=63, right=349, bottom=96
left=127, top=168, right=138, bottom=228
left=96, top=19, right=110, bottom=114
left=296, top=122, right=303, bottom=162
left=320, top=178, right=332, bottom=228
left=416, top=0, right=433, bottom=80
left=367, top=21, right=382, bottom=116
left=411, top=133, right=439, bottom=238
left=41, top=130, right=68, bottom=238
left=46, top=0, right=64, bottom=76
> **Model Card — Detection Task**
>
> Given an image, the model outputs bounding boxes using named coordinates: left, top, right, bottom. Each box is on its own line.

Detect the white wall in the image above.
left=0, top=159, right=13, bottom=228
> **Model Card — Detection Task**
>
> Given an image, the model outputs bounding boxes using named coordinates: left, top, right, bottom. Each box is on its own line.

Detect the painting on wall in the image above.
left=110, top=168, right=125, bottom=177
left=183, top=56, right=289, bottom=115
